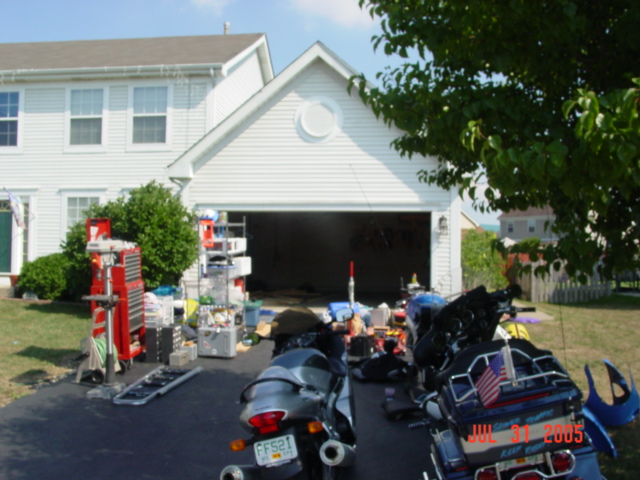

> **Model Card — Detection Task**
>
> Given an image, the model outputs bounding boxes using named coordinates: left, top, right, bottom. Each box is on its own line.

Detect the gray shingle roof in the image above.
left=498, top=205, right=554, bottom=219
left=0, top=34, right=265, bottom=71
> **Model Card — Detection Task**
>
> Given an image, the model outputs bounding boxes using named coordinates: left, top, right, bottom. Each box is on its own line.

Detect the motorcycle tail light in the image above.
left=249, top=410, right=286, bottom=434
left=551, top=452, right=572, bottom=472
left=230, top=439, right=246, bottom=451
left=307, top=421, right=324, bottom=434
left=477, top=468, right=498, bottom=480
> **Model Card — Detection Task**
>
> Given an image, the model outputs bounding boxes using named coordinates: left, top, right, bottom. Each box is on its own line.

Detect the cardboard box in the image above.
left=169, top=349, right=189, bottom=366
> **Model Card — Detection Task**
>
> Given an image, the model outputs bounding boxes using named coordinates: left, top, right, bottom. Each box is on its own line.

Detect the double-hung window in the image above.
left=0, top=92, right=19, bottom=147
left=66, top=196, right=100, bottom=229
left=70, top=89, right=103, bottom=145
left=132, top=86, right=167, bottom=144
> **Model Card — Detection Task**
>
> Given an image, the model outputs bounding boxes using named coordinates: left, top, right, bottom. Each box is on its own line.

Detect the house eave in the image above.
left=0, top=63, right=226, bottom=83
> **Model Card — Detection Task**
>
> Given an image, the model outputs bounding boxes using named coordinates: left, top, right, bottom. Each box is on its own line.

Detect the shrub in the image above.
left=19, top=253, right=70, bottom=300
left=61, top=181, right=199, bottom=297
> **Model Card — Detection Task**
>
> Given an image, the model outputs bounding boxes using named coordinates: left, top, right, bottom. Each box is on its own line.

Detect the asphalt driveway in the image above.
left=0, top=337, right=432, bottom=480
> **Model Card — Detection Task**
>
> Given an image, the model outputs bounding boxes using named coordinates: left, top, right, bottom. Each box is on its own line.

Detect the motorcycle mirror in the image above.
left=242, top=332, right=261, bottom=346
left=335, top=308, right=354, bottom=324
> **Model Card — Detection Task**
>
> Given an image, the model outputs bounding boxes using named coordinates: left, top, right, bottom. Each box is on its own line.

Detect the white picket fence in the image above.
left=518, top=261, right=612, bottom=304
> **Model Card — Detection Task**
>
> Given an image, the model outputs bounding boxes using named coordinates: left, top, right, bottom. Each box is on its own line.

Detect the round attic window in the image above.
left=295, top=97, right=343, bottom=143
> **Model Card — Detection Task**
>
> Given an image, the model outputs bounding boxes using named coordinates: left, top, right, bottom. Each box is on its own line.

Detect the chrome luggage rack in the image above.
left=447, top=346, right=572, bottom=406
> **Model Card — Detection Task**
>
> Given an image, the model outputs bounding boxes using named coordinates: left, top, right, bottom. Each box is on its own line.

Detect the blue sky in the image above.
left=1, top=0, right=499, bottom=225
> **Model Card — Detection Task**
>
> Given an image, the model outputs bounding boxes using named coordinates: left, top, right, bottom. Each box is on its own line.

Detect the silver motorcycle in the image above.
left=220, top=306, right=357, bottom=480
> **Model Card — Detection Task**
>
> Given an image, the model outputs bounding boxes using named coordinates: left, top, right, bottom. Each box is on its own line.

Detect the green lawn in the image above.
left=0, top=298, right=89, bottom=407
left=523, top=294, right=640, bottom=480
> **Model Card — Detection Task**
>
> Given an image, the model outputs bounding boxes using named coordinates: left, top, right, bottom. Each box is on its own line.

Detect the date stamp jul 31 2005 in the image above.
left=467, top=424, right=584, bottom=444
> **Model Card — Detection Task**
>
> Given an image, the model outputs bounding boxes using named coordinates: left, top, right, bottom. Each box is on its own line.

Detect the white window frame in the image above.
left=64, top=86, right=108, bottom=152
left=60, top=190, right=106, bottom=240
left=507, top=222, right=514, bottom=234
left=0, top=88, right=24, bottom=154
left=1, top=190, right=36, bottom=274
left=528, top=219, right=536, bottom=233
left=127, top=84, right=172, bottom=152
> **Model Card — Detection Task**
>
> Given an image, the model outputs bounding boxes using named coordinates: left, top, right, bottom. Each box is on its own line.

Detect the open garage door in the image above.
left=235, top=212, right=433, bottom=295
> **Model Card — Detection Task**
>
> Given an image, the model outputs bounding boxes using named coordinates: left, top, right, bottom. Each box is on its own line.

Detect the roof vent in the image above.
left=224, top=22, right=230, bottom=34
left=295, top=96, right=343, bottom=144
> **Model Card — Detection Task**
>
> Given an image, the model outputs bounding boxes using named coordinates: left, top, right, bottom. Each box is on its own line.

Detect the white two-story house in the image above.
left=1, top=34, right=462, bottom=297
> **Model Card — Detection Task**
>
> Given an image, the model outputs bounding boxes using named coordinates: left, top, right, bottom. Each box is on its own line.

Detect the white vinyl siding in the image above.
left=213, top=51, right=266, bottom=127
left=189, top=63, right=448, bottom=210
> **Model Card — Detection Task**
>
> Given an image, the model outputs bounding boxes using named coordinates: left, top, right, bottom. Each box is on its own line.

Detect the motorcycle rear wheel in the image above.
left=293, top=447, right=338, bottom=480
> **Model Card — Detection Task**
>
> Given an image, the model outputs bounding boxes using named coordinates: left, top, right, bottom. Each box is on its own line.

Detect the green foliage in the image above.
left=354, top=0, right=640, bottom=280
left=461, top=230, right=508, bottom=291
left=18, top=253, right=70, bottom=300
left=61, top=181, right=199, bottom=296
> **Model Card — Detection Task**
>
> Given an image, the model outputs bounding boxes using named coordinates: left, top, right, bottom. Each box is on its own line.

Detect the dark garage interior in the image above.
left=235, top=212, right=433, bottom=296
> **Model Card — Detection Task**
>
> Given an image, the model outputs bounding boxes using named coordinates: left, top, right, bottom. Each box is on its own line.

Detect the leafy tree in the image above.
left=461, top=230, right=508, bottom=291
left=62, top=181, right=199, bottom=297
left=354, top=1, right=640, bottom=281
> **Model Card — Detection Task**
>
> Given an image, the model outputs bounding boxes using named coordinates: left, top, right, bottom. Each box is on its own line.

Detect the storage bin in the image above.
left=243, top=300, right=263, bottom=327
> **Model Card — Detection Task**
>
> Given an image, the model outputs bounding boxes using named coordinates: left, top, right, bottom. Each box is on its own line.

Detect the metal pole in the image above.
left=103, top=258, right=116, bottom=386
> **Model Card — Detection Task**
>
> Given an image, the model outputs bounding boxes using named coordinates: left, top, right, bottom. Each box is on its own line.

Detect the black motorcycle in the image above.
left=385, top=285, right=606, bottom=480
left=220, top=306, right=356, bottom=480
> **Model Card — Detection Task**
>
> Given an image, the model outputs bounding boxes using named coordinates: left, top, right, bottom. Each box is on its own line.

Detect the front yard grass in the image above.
left=524, top=294, right=640, bottom=480
left=0, top=298, right=88, bottom=407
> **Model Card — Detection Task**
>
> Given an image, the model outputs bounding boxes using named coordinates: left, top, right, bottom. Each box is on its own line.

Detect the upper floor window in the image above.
left=507, top=222, right=514, bottom=234
left=70, top=89, right=103, bottom=145
left=0, top=92, right=19, bottom=147
left=133, top=87, right=167, bottom=144
left=528, top=219, right=536, bottom=233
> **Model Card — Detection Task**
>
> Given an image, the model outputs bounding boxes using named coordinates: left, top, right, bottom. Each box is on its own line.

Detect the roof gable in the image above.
left=168, top=42, right=367, bottom=179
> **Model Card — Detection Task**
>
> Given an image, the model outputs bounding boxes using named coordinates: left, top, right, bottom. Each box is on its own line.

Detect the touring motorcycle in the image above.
left=220, top=307, right=356, bottom=480
left=386, top=285, right=606, bottom=480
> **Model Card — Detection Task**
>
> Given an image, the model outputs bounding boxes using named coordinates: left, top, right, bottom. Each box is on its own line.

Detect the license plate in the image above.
left=498, top=454, right=544, bottom=471
left=254, top=434, right=298, bottom=466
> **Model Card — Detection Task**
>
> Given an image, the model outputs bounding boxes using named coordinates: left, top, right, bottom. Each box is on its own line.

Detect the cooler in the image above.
left=198, top=326, right=238, bottom=358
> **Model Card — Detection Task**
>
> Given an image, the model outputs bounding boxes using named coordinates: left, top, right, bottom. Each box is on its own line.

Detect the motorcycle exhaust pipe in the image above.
left=319, top=439, right=356, bottom=467
left=220, top=465, right=261, bottom=480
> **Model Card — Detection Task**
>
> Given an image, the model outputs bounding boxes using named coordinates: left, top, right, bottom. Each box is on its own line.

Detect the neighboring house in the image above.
left=498, top=206, right=556, bottom=243
left=460, top=210, right=481, bottom=231
left=0, top=35, right=461, bottom=297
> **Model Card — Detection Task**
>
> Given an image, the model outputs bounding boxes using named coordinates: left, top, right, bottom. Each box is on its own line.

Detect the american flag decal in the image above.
left=475, top=348, right=508, bottom=407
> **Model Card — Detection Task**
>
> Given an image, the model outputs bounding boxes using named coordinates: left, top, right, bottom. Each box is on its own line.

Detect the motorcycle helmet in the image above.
left=504, top=322, right=530, bottom=340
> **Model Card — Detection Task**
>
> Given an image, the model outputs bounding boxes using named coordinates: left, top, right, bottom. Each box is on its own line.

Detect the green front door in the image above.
left=0, top=209, right=11, bottom=272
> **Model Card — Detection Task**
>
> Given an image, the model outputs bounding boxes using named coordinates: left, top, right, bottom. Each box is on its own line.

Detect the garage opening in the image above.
left=234, top=212, right=433, bottom=297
